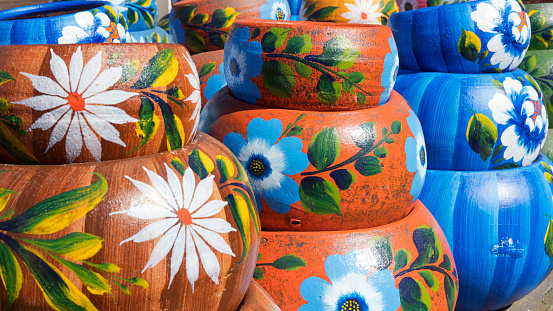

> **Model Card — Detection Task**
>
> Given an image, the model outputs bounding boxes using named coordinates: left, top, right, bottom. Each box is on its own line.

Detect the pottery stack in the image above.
left=389, top=1, right=553, bottom=310
left=297, top=0, right=398, bottom=25
left=199, top=17, right=460, bottom=310
left=0, top=1, right=264, bottom=310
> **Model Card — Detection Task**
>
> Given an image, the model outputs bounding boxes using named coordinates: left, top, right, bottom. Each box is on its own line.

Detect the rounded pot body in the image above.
left=0, top=132, right=260, bottom=311
left=191, top=50, right=226, bottom=108
left=237, top=281, right=281, bottom=310
left=129, top=26, right=173, bottom=43
left=256, top=201, right=459, bottom=311
left=389, top=0, right=531, bottom=73
left=0, top=43, right=201, bottom=165
left=169, top=0, right=291, bottom=54
left=419, top=154, right=553, bottom=310
left=298, top=0, right=398, bottom=25
left=200, top=87, right=426, bottom=231
left=224, top=19, right=399, bottom=110
left=395, top=69, right=548, bottom=171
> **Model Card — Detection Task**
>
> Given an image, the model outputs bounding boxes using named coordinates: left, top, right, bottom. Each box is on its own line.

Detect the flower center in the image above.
left=230, top=58, right=241, bottom=77
left=516, top=11, right=528, bottom=33
left=404, top=2, right=413, bottom=10
left=276, top=8, right=285, bottom=20
left=68, top=92, right=85, bottom=111
left=246, top=155, right=272, bottom=179
left=530, top=98, right=543, bottom=122
left=340, top=299, right=361, bottom=311
left=361, top=12, right=368, bottom=20
left=106, top=22, right=121, bottom=43
left=177, top=208, right=193, bottom=225
left=336, top=293, right=369, bottom=311
left=420, top=146, right=426, bottom=166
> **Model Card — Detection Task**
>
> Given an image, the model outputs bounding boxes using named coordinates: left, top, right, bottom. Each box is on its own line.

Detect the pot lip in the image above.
left=0, top=1, right=112, bottom=21
left=426, top=154, right=549, bottom=175
left=172, top=0, right=260, bottom=9
left=231, top=18, right=390, bottom=31
left=191, top=49, right=225, bottom=60
left=390, top=0, right=496, bottom=20
left=0, top=42, right=188, bottom=51
left=397, top=68, right=526, bottom=79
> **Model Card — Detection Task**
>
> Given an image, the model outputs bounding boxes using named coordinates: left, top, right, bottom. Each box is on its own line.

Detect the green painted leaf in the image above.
left=347, top=71, right=365, bottom=83
left=520, top=55, right=537, bottom=73
left=209, top=33, right=226, bottom=49
left=374, top=146, right=388, bottom=158
left=121, top=59, right=140, bottom=84
left=131, top=95, right=159, bottom=153
left=0, top=71, right=15, bottom=87
left=0, top=188, right=16, bottom=217
left=440, top=253, right=453, bottom=271
left=139, top=9, right=155, bottom=29
left=21, top=233, right=103, bottom=261
left=216, top=155, right=234, bottom=184
left=329, top=169, right=356, bottom=190
left=494, top=162, right=520, bottom=170
left=157, top=13, right=169, bottom=32
left=191, top=13, right=208, bottom=24
left=307, top=36, right=360, bottom=69
left=317, top=73, right=342, bottom=104
left=393, top=248, right=412, bottom=272
left=51, top=254, right=111, bottom=296
left=399, top=277, right=431, bottom=311
left=529, top=9, right=546, bottom=32
left=410, top=225, right=442, bottom=269
left=128, top=9, right=138, bottom=24
left=391, top=120, right=402, bottom=134
left=188, top=148, right=214, bottom=179
left=184, top=30, right=207, bottom=53
left=304, top=2, right=317, bottom=16
left=306, top=6, right=339, bottom=21
left=307, top=127, right=340, bottom=170
left=357, top=92, right=367, bottom=106
left=251, top=27, right=261, bottom=40
left=458, top=29, right=481, bottom=62
left=419, top=270, right=439, bottom=292
left=294, top=61, right=312, bottom=79
left=142, top=92, right=183, bottom=150
left=199, top=62, right=216, bottom=78
left=132, top=49, right=178, bottom=89
left=0, top=121, right=39, bottom=164
left=0, top=241, right=22, bottom=309
left=0, top=173, right=107, bottom=235
left=178, top=5, right=196, bottom=24
left=380, top=0, right=396, bottom=15
left=261, top=27, right=293, bottom=53
left=466, top=110, right=498, bottom=161
left=492, top=79, right=504, bottom=89
left=491, top=144, right=503, bottom=161
left=226, top=193, right=251, bottom=263
left=545, top=215, right=553, bottom=261
left=253, top=267, right=264, bottom=280
left=351, top=122, right=376, bottom=149
left=354, top=156, right=382, bottom=176
left=234, top=188, right=260, bottom=233
left=232, top=153, right=248, bottom=182
left=385, top=137, right=395, bottom=143
left=113, top=279, right=130, bottom=294
left=444, top=274, right=458, bottom=311
left=282, top=34, right=313, bottom=54
left=287, top=126, right=303, bottom=137
left=208, top=8, right=240, bottom=29
left=271, top=254, right=306, bottom=271
left=119, top=276, right=149, bottom=289
left=83, top=262, right=120, bottom=273
left=262, top=60, right=295, bottom=98
left=171, top=157, right=186, bottom=176
left=299, top=176, right=341, bottom=216
left=367, top=236, right=393, bottom=270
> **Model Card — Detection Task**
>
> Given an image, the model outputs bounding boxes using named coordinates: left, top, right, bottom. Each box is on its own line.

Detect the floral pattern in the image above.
left=299, top=250, right=401, bottom=311
left=14, top=47, right=138, bottom=163
left=183, top=52, right=201, bottom=143
left=113, top=165, right=236, bottom=290
left=405, top=110, right=427, bottom=198
left=488, top=77, right=548, bottom=166
left=223, top=118, right=309, bottom=213
left=341, top=0, right=382, bottom=24
left=224, top=26, right=263, bottom=104
left=205, top=63, right=227, bottom=100
left=380, top=37, right=399, bottom=105
left=470, top=0, right=530, bottom=71
left=260, top=0, right=291, bottom=21
left=59, top=10, right=129, bottom=44
left=396, top=0, right=427, bottom=11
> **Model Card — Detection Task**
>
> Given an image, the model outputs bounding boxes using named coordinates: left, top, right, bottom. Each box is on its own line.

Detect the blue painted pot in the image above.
left=288, top=0, right=302, bottom=20
left=389, top=0, right=531, bottom=73
left=0, top=1, right=130, bottom=45
left=394, top=69, right=548, bottom=171
left=129, top=26, right=173, bottom=43
left=418, top=154, right=553, bottom=310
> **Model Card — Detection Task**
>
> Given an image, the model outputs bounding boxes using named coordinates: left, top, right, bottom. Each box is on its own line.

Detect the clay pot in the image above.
left=191, top=50, right=226, bottom=108
left=0, top=1, right=132, bottom=45
left=527, top=3, right=553, bottom=51
left=418, top=154, right=553, bottom=310
left=288, top=0, right=302, bottom=20
left=129, top=26, right=173, bottom=43
left=200, top=87, right=425, bottom=231
left=389, top=0, right=531, bottom=73
left=0, top=132, right=260, bottom=311
left=169, top=0, right=291, bottom=54
left=237, top=281, right=281, bottom=310
left=298, top=0, right=398, bottom=25
left=519, top=49, right=553, bottom=129
left=224, top=19, right=399, bottom=110
left=255, top=200, right=458, bottom=311
left=394, top=69, right=548, bottom=171
left=0, top=43, right=201, bottom=165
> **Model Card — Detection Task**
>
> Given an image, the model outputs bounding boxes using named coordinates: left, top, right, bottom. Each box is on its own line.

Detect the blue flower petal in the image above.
left=253, top=188, right=264, bottom=213
left=204, top=73, right=227, bottom=100
left=366, top=269, right=401, bottom=310
left=242, top=77, right=262, bottom=104
left=324, top=252, right=348, bottom=283
left=244, top=40, right=263, bottom=78
left=274, top=136, right=309, bottom=175
left=262, top=175, right=300, bottom=213
left=247, top=118, right=283, bottom=147
left=230, top=26, right=250, bottom=46
left=410, top=169, right=423, bottom=197
left=223, top=132, right=247, bottom=158
left=405, top=136, right=419, bottom=173
left=299, top=276, right=331, bottom=304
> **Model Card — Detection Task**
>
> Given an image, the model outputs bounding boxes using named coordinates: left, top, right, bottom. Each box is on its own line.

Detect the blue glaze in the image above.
left=288, top=0, right=303, bottom=16
left=419, top=154, right=553, bottom=310
left=389, top=0, right=531, bottom=73
left=129, top=26, right=172, bottom=43
left=395, top=69, right=548, bottom=171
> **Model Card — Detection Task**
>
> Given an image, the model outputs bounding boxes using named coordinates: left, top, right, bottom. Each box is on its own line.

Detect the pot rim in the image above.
left=232, top=18, right=389, bottom=30
left=0, top=1, right=112, bottom=21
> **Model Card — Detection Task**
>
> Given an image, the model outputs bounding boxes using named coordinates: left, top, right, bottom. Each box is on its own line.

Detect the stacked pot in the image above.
left=0, top=1, right=264, bottom=310
left=390, top=1, right=553, bottom=310
left=199, top=18, right=460, bottom=310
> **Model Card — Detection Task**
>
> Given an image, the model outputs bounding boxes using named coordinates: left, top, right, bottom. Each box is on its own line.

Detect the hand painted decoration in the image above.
left=255, top=201, right=459, bottom=311
left=191, top=50, right=227, bottom=108
left=224, top=20, right=399, bottom=110
left=0, top=43, right=201, bottom=164
left=0, top=132, right=260, bottom=311
left=526, top=3, right=553, bottom=51
left=419, top=154, right=553, bottom=310
left=200, top=87, right=424, bottom=231
left=298, top=0, right=398, bottom=25
left=128, top=26, right=173, bottom=43
left=389, top=0, right=531, bottom=73
left=395, top=69, right=548, bottom=170
left=0, top=1, right=131, bottom=45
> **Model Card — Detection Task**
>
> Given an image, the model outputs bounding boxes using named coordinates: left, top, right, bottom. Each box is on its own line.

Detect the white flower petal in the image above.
left=75, top=11, right=94, bottom=28
left=121, top=218, right=179, bottom=244
left=182, top=167, right=195, bottom=211
left=58, top=26, right=88, bottom=44
left=81, top=67, right=123, bottom=98
left=471, top=3, right=501, bottom=33
left=501, top=125, right=526, bottom=162
left=20, top=73, right=68, bottom=98
left=49, top=49, right=70, bottom=93
left=192, top=225, right=235, bottom=256
left=488, top=93, right=515, bottom=125
left=69, top=46, right=84, bottom=93
left=77, top=51, right=103, bottom=94
left=165, top=163, right=184, bottom=210
left=185, top=226, right=199, bottom=292
left=111, top=204, right=176, bottom=219
left=190, top=228, right=221, bottom=284
left=45, top=110, right=73, bottom=152
left=192, top=200, right=228, bottom=218
left=169, top=225, right=187, bottom=287
left=192, top=218, right=236, bottom=234
left=523, top=146, right=540, bottom=166
left=84, top=105, right=137, bottom=124
left=28, top=105, right=70, bottom=131
left=81, top=110, right=126, bottom=146
left=65, top=113, right=83, bottom=163
left=189, top=175, right=215, bottom=214
left=125, top=175, right=172, bottom=207
left=143, top=167, right=179, bottom=211
left=14, top=95, right=67, bottom=112
left=79, top=114, right=102, bottom=161
left=84, top=90, right=139, bottom=105
left=142, top=224, right=180, bottom=272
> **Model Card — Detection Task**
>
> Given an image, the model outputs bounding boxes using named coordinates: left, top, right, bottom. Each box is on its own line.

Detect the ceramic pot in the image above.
left=224, top=19, right=399, bottom=110
left=395, top=0, right=472, bottom=12
left=191, top=50, right=227, bottom=108
left=129, top=26, right=173, bottom=43
left=389, top=0, right=531, bottom=73
left=0, top=1, right=131, bottom=45
left=288, top=0, right=302, bottom=20
left=395, top=69, right=548, bottom=171
left=418, top=154, right=553, bottom=310
left=169, top=0, right=291, bottom=54
left=200, top=87, right=425, bottom=231
left=0, top=132, right=260, bottom=311
left=519, top=49, right=553, bottom=129
left=543, top=130, right=553, bottom=161
left=298, top=0, right=398, bottom=25
left=237, top=281, right=281, bottom=310
left=0, top=43, right=201, bottom=165
left=527, top=4, right=553, bottom=51
left=158, top=13, right=170, bottom=32
left=255, top=200, right=458, bottom=311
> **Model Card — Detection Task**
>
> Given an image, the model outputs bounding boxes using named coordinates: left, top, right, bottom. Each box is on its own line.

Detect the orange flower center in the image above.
left=517, top=11, right=527, bottom=33
left=177, top=208, right=193, bottom=225
left=361, top=12, right=368, bottom=20
left=68, top=92, right=85, bottom=111
left=531, top=98, right=542, bottom=122
left=106, top=22, right=121, bottom=43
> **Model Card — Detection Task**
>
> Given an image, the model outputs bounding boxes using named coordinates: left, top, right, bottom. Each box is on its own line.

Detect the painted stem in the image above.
left=183, top=24, right=227, bottom=35
left=394, top=264, right=453, bottom=279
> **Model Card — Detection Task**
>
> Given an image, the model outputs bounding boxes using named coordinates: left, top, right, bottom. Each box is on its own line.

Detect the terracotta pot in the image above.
left=255, top=200, right=458, bottom=311
left=169, top=0, right=291, bottom=54
left=200, top=87, right=425, bottom=231
left=191, top=50, right=227, bottom=108
left=129, top=26, right=173, bottom=43
left=0, top=43, right=201, bottom=165
left=527, top=3, right=553, bottom=51
left=237, top=281, right=281, bottom=310
left=0, top=132, right=260, bottom=310
left=0, top=1, right=132, bottom=45
left=224, top=19, right=398, bottom=110
left=519, top=49, right=553, bottom=130
left=419, top=154, right=553, bottom=310
left=395, top=69, right=548, bottom=171
left=298, top=0, right=398, bottom=25
left=389, top=0, right=531, bottom=73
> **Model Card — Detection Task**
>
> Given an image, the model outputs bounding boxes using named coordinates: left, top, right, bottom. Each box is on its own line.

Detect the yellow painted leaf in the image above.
left=131, top=49, right=179, bottom=89
left=21, top=232, right=104, bottom=261
left=166, top=115, right=185, bottom=151
left=221, top=8, right=241, bottom=28
left=188, top=148, right=214, bottom=179
left=0, top=121, right=39, bottom=164
left=0, top=188, right=16, bottom=214
left=216, top=155, right=235, bottom=184
left=0, top=241, right=22, bottom=309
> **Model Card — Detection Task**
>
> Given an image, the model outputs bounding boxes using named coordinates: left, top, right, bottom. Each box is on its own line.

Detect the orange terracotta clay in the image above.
left=191, top=50, right=226, bottom=108
left=255, top=201, right=459, bottom=311
left=0, top=43, right=201, bottom=164
left=223, top=19, right=398, bottom=110
left=299, top=0, right=398, bottom=25
left=237, top=281, right=281, bottom=310
left=0, top=132, right=260, bottom=311
left=200, top=87, right=426, bottom=231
